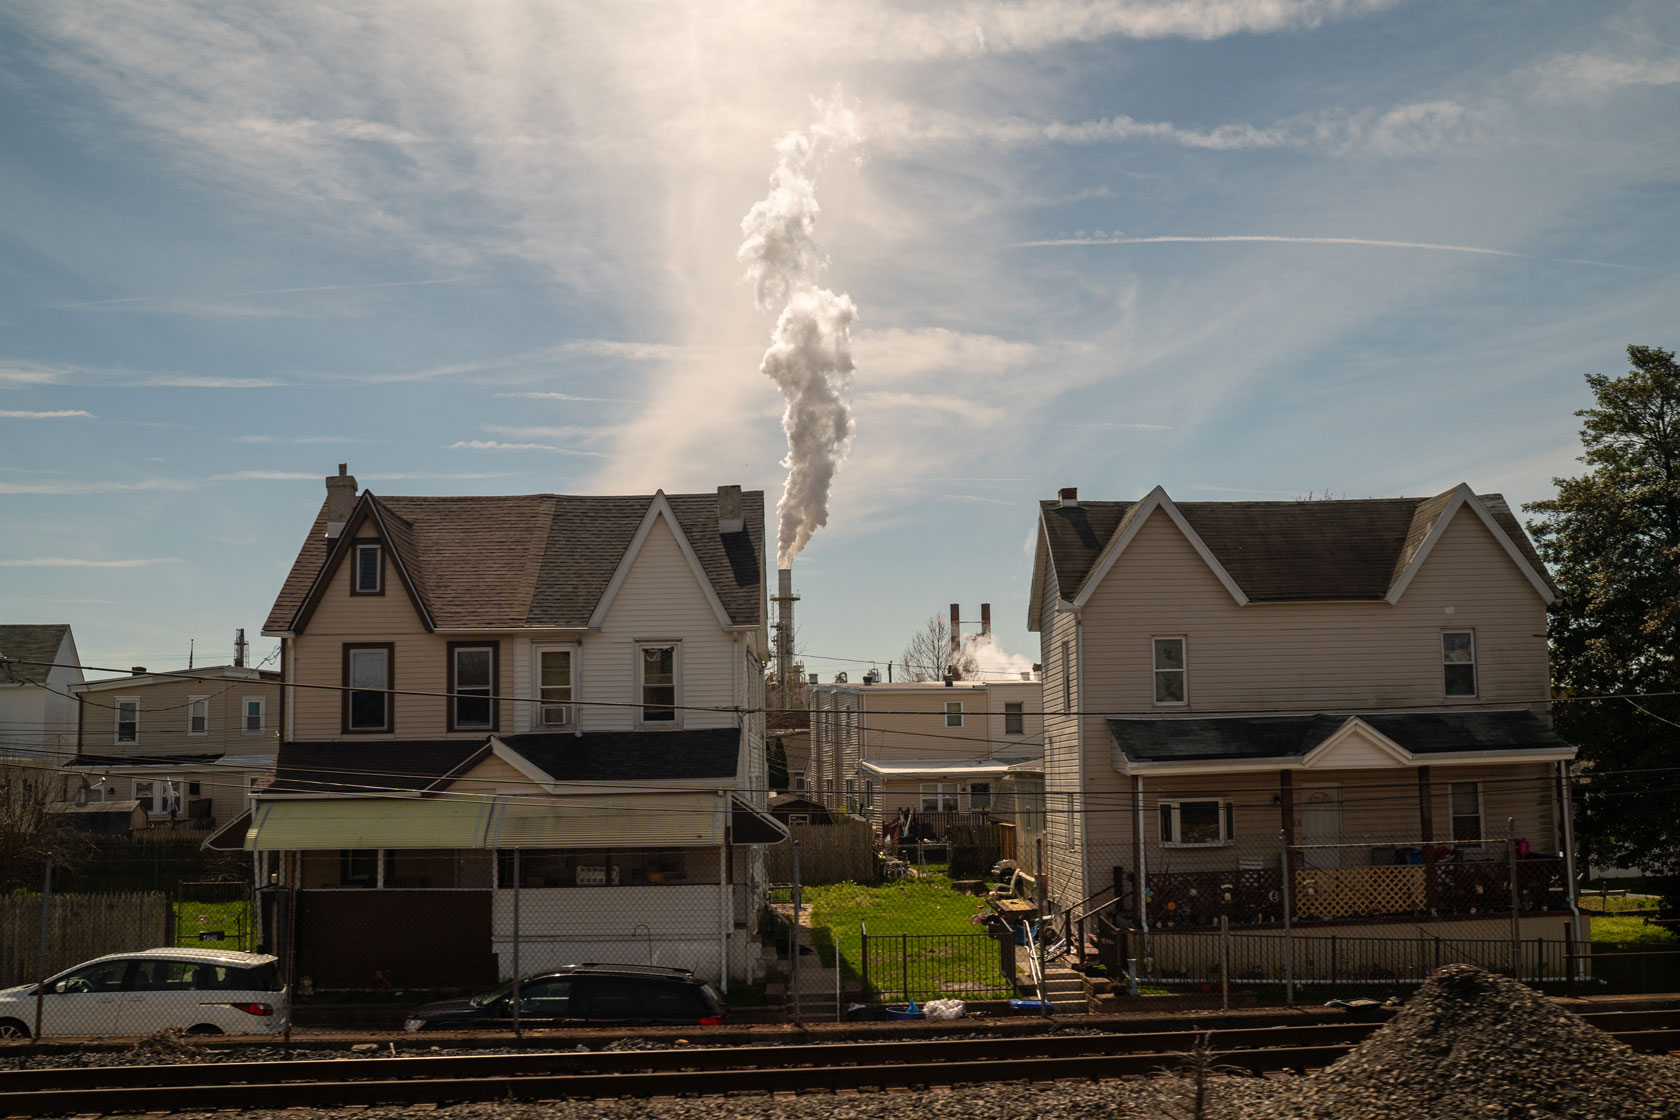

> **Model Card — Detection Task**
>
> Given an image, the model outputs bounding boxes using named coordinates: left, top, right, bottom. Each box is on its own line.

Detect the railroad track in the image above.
left=2, top=1009, right=1677, bottom=1117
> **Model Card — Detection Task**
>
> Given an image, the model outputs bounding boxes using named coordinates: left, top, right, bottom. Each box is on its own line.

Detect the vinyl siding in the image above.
left=77, top=674, right=281, bottom=757
left=1035, top=546, right=1083, bottom=903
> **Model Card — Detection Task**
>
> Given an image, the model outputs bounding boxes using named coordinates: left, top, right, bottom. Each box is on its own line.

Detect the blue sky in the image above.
left=1, top=0, right=1677, bottom=681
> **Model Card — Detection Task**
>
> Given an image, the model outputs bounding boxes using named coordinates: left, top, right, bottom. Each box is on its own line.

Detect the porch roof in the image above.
left=860, top=757, right=1012, bottom=780
left=1110, top=709, right=1574, bottom=774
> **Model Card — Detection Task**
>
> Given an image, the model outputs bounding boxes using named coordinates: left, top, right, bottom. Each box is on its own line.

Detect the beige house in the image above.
left=808, top=677, right=1042, bottom=837
left=232, top=467, right=782, bottom=990
left=69, top=663, right=281, bottom=831
left=1028, top=484, right=1580, bottom=954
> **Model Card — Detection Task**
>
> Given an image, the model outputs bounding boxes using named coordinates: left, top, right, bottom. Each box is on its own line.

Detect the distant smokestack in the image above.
left=981, top=603, right=991, bottom=637
left=1058, top=486, right=1078, bottom=508
left=774, top=567, right=799, bottom=690
left=234, top=628, right=248, bottom=669
left=325, top=463, right=357, bottom=539
left=949, top=603, right=961, bottom=669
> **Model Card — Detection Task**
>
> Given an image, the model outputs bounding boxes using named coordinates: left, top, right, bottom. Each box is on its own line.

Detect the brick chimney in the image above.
left=325, top=464, right=358, bottom=540
left=717, top=484, right=744, bottom=534
left=1058, top=486, right=1078, bottom=508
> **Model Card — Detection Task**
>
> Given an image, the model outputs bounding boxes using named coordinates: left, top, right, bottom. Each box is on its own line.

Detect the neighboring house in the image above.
left=232, top=467, right=780, bottom=990
left=1027, top=484, right=1581, bottom=956
left=67, top=662, right=282, bottom=831
left=808, top=676, right=1043, bottom=838
left=0, top=624, right=84, bottom=766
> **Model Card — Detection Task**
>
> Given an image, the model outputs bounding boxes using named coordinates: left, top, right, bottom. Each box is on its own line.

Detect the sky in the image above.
left=1, top=0, right=1677, bottom=683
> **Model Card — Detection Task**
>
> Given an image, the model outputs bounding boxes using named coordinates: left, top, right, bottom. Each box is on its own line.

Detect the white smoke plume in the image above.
left=738, top=89, right=862, bottom=569
left=954, top=632, right=1038, bottom=681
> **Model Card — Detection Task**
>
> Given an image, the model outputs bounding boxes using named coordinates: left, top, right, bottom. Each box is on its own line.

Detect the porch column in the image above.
left=1418, top=765, right=1437, bottom=913
left=1557, top=761, right=1579, bottom=911
left=1278, top=771, right=1294, bottom=922
left=1131, top=774, right=1147, bottom=929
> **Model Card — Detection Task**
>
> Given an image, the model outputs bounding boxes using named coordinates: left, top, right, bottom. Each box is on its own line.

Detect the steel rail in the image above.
left=0, top=1019, right=1677, bottom=1116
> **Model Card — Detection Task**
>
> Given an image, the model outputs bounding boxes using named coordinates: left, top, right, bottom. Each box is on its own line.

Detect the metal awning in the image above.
left=730, top=797, right=790, bottom=845
left=243, top=797, right=494, bottom=850
left=483, top=793, right=722, bottom=848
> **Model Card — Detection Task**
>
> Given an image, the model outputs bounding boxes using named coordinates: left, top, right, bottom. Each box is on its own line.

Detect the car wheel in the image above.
left=0, top=1019, right=30, bottom=1039
left=185, top=1024, right=224, bottom=1036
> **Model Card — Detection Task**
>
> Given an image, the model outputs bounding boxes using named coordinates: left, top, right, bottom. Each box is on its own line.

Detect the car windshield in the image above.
left=470, top=983, right=513, bottom=1008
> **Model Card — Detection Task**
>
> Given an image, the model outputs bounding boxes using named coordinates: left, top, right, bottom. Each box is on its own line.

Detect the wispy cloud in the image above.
left=210, top=471, right=317, bottom=481
left=854, top=391, right=1005, bottom=426
left=0, top=478, right=195, bottom=495
left=1531, top=51, right=1680, bottom=100
left=1015, top=233, right=1635, bottom=270
left=482, top=424, right=610, bottom=441
left=232, top=434, right=356, bottom=444
left=1053, top=420, right=1172, bottom=431
left=0, top=556, right=187, bottom=568
left=0, top=409, right=93, bottom=419
left=139, top=375, right=285, bottom=388
left=449, top=440, right=606, bottom=457
left=494, top=391, right=638, bottom=404
left=0, top=363, right=70, bottom=386
left=59, top=275, right=470, bottom=313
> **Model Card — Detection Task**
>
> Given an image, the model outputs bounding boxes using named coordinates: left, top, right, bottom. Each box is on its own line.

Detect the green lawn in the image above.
left=1577, top=893, right=1677, bottom=945
left=173, top=899, right=255, bottom=951
left=803, top=875, right=1007, bottom=998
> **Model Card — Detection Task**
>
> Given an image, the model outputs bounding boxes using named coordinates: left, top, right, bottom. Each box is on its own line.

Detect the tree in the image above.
left=0, top=760, right=84, bottom=892
left=1525, top=345, right=1680, bottom=899
left=899, top=614, right=953, bottom=682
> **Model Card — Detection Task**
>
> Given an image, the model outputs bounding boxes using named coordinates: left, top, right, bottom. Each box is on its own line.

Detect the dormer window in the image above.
left=353, top=543, right=383, bottom=594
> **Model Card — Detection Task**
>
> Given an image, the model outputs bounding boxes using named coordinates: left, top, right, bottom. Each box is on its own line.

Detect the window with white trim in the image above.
left=1158, top=799, right=1234, bottom=846
left=944, top=701, right=963, bottom=728
left=1004, top=702, right=1024, bottom=736
left=968, top=781, right=993, bottom=810
left=353, top=543, right=382, bottom=593
left=536, top=647, right=574, bottom=728
left=920, top=782, right=961, bottom=812
left=1153, top=637, right=1187, bottom=704
left=791, top=770, right=806, bottom=792
left=1443, top=631, right=1477, bottom=697
left=449, top=644, right=496, bottom=730
left=187, top=697, right=208, bottom=736
left=1450, top=781, right=1482, bottom=841
left=133, top=779, right=157, bottom=814
left=242, top=697, right=265, bottom=734
left=638, top=644, right=678, bottom=724
left=115, top=699, right=139, bottom=745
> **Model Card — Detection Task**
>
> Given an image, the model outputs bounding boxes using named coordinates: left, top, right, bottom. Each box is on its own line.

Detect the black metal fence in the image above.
left=859, top=925, right=1014, bottom=1003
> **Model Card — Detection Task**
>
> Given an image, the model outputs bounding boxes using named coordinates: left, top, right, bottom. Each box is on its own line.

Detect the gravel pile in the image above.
left=1235, top=963, right=1680, bottom=1120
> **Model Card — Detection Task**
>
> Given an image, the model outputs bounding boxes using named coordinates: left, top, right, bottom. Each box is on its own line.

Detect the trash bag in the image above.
left=923, top=999, right=967, bottom=1020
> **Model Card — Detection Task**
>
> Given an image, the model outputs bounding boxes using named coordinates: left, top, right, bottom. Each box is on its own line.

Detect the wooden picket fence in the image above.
left=765, top=818, right=876, bottom=885
left=0, top=892, right=170, bottom=986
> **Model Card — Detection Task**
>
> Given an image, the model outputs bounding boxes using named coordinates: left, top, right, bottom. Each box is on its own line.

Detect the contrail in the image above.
left=738, top=90, right=862, bottom=569
left=1016, top=233, right=1635, bottom=269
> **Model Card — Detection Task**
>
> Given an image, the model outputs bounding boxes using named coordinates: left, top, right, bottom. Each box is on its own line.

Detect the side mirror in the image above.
left=52, top=981, right=67, bottom=994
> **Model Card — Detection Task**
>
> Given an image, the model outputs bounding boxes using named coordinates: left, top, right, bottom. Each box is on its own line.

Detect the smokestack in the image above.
left=981, top=603, right=991, bottom=637
left=1058, top=486, right=1079, bottom=508
left=773, top=567, right=799, bottom=689
left=717, top=484, right=744, bottom=534
left=325, top=464, right=357, bottom=539
left=234, top=628, right=248, bottom=669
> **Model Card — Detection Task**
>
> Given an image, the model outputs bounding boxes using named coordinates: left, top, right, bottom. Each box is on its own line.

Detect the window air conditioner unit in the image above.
left=540, top=704, right=571, bottom=728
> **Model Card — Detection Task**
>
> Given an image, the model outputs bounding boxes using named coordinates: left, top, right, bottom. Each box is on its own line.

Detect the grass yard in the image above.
left=1578, top=893, right=1677, bottom=945
left=173, top=899, right=255, bottom=951
left=803, top=874, right=1007, bottom=998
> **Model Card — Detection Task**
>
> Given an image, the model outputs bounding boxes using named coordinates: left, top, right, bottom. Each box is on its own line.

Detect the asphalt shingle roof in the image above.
left=1039, top=491, right=1550, bottom=603
left=0, top=624, right=70, bottom=684
left=499, top=729, right=740, bottom=783
left=1108, top=710, right=1571, bottom=764
left=265, top=489, right=765, bottom=633
left=269, top=740, right=489, bottom=795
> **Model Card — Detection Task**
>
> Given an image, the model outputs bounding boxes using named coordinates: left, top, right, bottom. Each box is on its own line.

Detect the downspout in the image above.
left=1134, top=775, right=1149, bottom=934
left=718, top=790, right=730, bottom=993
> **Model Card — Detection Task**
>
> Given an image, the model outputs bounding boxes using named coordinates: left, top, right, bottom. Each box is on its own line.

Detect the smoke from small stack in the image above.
left=950, top=600, right=1036, bottom=681
left=737, top=89, right=861, bottom=569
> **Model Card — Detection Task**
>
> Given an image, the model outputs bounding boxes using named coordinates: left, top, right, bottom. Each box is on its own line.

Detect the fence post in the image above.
left=511, top=848, right=521, bottom=1039
left=1219, top=915, right=1230, bottom=1012
left=1507, top=826, right=1521, bottom=976
left=901, top=932, right=909, bottom=1004
left=791, top=840, right=802, bottom=1023
left=1330, top=935, right=1338, bottom=986
left=1280, top=831, right=1294, bottom=1006
left=860, top=921, right=869, bottom=1002
left=32, top=856, right=52, bottom=1044
left=1564, top=922, right=1576, bottom=999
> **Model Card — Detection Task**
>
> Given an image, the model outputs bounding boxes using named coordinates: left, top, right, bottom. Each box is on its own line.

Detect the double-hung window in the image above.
left=537, top=648, right=574, bottom=728
left=115, top=699, right=139, bottom=745
left=1153, top=637, right=1187, bottom=704
left=242, top=697, right=265, bottom=734
left=187, top=697, right=208, bottom=736
left=968, top=781, right=993, bottom=810
left=639, top=644, right=677, bottom=724
left=1443, top=631, right=1476, bottom=697
left=344, top=645, right=393, bottom=732
left=1450, top=781, right=1482, bottom=842
left=352, top=543, right=383, bottom=594
left=1004, top=702, right=1025, bottom=736
left=449, top=643, right=497, bottom=731
left=1158, top=799, right=1234, bottom=846
left=944, top=701, right=963, bottom=728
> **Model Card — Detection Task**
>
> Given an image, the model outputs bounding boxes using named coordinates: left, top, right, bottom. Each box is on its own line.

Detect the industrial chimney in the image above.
left=981, top=603, right=991, bottom=637
left=772, top=568, right=799, bottom=690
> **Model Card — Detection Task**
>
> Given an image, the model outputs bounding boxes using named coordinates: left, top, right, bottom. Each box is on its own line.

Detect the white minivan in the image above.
left=0, top=948, right=287, bottom=1038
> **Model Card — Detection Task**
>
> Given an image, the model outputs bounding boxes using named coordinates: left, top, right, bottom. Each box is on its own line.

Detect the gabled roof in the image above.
left=265, top=488, right=765, bottom=634
left=1030, top=485, right=1553, bottom=627
left=497, top=729, right=741, bottom=784
left=267, top=740, right=490, bottom=795
left=1109, top=709, right=1573, bottom=771
left=0, top=624, right=71, bottom=684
